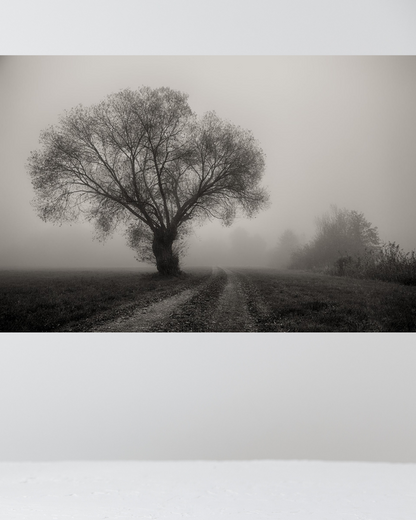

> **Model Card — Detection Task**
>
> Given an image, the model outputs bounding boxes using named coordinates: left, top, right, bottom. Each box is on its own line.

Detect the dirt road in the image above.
left=208, top=269, right=256, bottom=332
left=90, top=267, right=262, bottom=332
left=54, top=266, right=416, bottom=333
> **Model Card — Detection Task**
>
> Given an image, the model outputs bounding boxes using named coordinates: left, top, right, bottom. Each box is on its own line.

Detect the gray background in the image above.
left=1, top=0, right=416, bottom=463
left=1, top=335, right=416, bottom=462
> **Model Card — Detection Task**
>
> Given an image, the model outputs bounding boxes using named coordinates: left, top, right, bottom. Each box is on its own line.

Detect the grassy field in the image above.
left=237, top=268, right=416, bottom=332
left=0, top=268, right=211, bottom=332
left=1, top=267, right=415, bottom=332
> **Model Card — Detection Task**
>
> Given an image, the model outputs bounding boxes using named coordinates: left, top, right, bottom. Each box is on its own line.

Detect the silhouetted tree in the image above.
left=267, top=229, right=301, bottom=268
left=291, top=206, right=380, bottom=271
left=28, top=87, right=269, bottom=275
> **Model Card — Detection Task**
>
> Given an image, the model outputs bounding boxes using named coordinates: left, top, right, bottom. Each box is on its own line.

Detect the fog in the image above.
left=185, top=227, right=268, bottom=269
left=1, top=56, right=416, bottom=270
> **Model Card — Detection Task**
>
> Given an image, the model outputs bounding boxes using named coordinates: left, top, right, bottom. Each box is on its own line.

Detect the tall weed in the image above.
left=328, top=243, right=416, bottom=285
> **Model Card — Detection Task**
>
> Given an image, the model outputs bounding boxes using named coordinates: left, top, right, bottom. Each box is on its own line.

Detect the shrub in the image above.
left=324, top=243, right=416, bottom=286
left=364, top=242, right=416, bottom=285
left=290, top=206, right=380, bottom=272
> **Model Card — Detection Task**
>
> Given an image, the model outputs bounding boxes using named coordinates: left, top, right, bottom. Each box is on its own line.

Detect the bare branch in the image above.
left=27, top=87, right=268, bottom=274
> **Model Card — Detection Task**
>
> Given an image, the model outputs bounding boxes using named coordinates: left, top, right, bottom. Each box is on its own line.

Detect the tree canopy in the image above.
left=291, top=205, right=380, bottom=271
left=28, top=87, right=269, bottom=275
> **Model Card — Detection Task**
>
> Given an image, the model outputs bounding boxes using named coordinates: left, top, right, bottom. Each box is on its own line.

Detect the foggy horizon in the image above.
left=1, top=56, right=416, bottom=270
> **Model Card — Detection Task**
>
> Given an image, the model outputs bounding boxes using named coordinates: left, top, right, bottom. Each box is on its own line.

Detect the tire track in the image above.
left=91, top=287, right=198, bottom=332
left=150, top=267, right=228, bottom=332
left=236, top=269, right=288, bottom=331
left=207, top=268, right=257, bottom=332
left=91, top=268, right=224, bottom=332
left=90, top=267, right=262, bottom=332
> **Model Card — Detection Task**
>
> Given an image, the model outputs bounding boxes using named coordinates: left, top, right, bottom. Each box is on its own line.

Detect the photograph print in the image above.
left=1, top=55, right=416, bottom=332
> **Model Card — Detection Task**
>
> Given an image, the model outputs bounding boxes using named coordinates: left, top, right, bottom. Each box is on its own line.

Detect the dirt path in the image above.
left=208, top=268, right=257, bottom=332
left=91, top=286, right=198, bottom=332
left=90, top=269, right=222, bottom=332
left=90, top=267, right=258, bottom=332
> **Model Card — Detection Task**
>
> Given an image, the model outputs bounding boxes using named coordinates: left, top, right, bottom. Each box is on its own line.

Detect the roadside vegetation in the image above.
left=0, top=268, right=211, bottom=332
left=279, top=205, right=416, bottom=287
left=237, top=268, right=416, bottom=332
left=325, top=242, right=416, bottom=286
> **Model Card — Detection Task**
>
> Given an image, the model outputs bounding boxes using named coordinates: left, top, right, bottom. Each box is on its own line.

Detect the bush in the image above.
left=290, top=206, right=380, bottom=272
left=364, top=242, right=416, bottom=285
left=324, top=243, right=416, bottom=286
left=288, top=204, right=416, bottom=286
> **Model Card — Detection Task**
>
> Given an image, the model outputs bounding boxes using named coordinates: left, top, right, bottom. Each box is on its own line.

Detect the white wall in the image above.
left=1, top=334, right=415, bottom=462
left=2, top=0, right=416, bottom=464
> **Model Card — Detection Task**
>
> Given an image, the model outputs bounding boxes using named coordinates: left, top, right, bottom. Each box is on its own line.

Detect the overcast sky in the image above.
left=1, top=56, right=416, bottom=269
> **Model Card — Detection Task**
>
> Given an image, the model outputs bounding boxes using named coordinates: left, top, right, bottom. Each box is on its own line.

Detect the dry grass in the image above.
left=0, top=268, right=211, bottom=332
left=237, top=268, right=416, bottom=332
left=2, top=267, right=415, bottom=333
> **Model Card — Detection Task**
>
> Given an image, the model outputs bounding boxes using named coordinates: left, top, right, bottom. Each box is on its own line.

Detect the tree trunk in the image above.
left=152, top=228, right=181, bottom=276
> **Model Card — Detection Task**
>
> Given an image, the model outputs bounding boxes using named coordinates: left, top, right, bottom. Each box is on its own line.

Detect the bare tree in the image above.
left=291, top=205, right=380, bottom=271
left=28, top=87, right=269, bottom=275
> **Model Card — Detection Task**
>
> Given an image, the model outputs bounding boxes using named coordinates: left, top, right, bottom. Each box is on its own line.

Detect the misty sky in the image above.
left=1, top=56, right=416, bottom=269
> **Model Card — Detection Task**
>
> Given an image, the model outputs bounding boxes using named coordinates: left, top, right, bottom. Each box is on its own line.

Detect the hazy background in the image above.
left=1, top=55, right=416, bottom=269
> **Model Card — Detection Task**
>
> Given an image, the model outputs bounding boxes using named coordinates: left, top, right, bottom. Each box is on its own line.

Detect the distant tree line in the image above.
left=267, top=229, right=302, bottom=269
left=291, top=205, right=380, bottom=272
left=269, top=205, right=416, bottom=286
